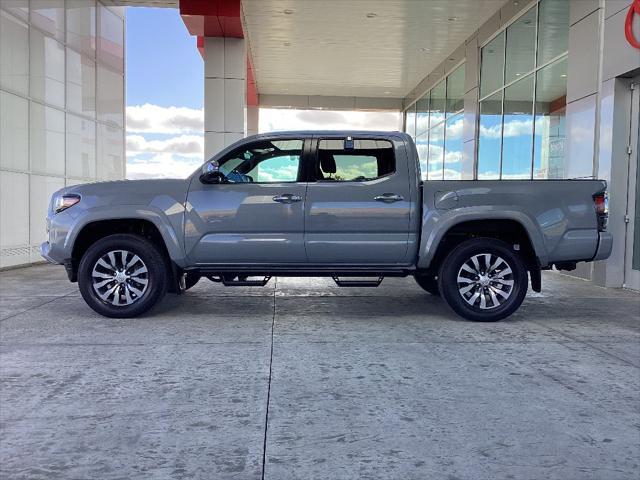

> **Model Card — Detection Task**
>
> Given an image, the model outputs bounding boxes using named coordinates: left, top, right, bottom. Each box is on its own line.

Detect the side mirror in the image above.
left=199, top=161, right=227, bottom=184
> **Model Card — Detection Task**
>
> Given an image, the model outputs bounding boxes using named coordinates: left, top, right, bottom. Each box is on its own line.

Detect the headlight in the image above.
left=54, top=194, right=81, bottom=214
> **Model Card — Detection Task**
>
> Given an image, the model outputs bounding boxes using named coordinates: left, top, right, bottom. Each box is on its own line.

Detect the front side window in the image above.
left=317, top=139, right=394, bottom=181
left=218, top=139, right=303, bottom=183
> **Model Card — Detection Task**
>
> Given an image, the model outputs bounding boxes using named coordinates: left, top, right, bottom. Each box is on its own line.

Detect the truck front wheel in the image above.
left=438, top=238, right=528, bottom=322
left=77, top=234, right=168, bottom=318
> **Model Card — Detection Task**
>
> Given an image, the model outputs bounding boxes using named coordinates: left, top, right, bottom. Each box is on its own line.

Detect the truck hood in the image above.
left=58, top=178, right=191, bottom=210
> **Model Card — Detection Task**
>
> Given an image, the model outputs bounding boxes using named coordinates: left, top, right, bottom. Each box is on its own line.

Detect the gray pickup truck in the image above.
left=42, top=131, right=612, bottom=321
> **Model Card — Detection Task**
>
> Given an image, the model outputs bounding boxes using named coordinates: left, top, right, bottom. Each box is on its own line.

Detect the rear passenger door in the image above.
left=304, top=136, right=413, bottom=264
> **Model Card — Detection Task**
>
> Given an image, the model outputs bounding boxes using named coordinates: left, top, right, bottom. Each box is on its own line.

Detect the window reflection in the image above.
left=480, top=32, right=504, bottom=98
left=430, top=80, right=446, bottom=128
left=534, top=57, right=567, bottom=179
left=428, top=122, right=445, bottom=180
left=505, top=8, right=536, bottom=84
left=405, top=105, right=416, bottom=138
left=478, top=92, right=502, bottom=179
left=416, top=132, right=429, bottom=180
left=502, top=74, right=534, bottom=179
left=537, top=0, right=569, bottom=66
left=444, top=115, right=463, bottom=179
left=446, top=65, right=465, bottom=116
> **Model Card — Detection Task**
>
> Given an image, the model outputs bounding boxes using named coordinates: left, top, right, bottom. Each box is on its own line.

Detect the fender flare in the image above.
left=417, top=208, right=548, bottom=269
left=64, top=205, right=187, bottom=266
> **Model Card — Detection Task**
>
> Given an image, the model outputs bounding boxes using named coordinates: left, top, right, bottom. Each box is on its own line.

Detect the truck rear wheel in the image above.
left=78, top=234, right=168, bottom=318
left=414, top=274, right=440, bottom=296
left=438, top=238, right=527, bottom=322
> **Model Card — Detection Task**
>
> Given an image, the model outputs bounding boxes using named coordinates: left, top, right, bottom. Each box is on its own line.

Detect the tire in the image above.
left=184, top=273, right=201, bottom=290
left=414, top=274, right=440, bottom=296
left=78, top=234, right=168, bottom=318
left=438, top=237, right=528, bottom=322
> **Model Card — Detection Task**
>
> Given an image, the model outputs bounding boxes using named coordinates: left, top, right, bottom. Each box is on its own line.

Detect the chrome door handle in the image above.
left=374, top=193, right=404, bottom=203
left=272, top=194, right=302, bottom=204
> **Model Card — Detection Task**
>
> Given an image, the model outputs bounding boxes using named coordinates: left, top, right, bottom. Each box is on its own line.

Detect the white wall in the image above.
left=0, top=0, right=125, bottom=268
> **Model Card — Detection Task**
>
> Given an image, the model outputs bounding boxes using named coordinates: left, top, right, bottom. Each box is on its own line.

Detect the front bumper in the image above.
left=592, top=232, right=613, bottom=261
left=40, top=242, right=58, bottom=264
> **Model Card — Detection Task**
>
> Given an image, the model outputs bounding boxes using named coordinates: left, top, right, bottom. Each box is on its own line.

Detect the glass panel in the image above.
left=505, top=7, right=536, bottom=84
left=66, top=114, right=96, bottom=180
left=537, top=0, right=569, bottom=66
left=430, top=79, right=446, bottom=128
left=30, top=102, right=65, bottom=176
left=0, top=172, right=29, bottom=255
left=30, top=29, right=66, bottom=108
left=480, top=32, right=504, bottom=98
left=416, top=93, right=429, bottom=136
left=97, top=64, right=124, bottom=127
left=66, top=0, right=96, bottom=57
left=404, top=105, right=416, bottom=138
left=0, top=92, right=29, bottom=172
left=318, top=139, right=394, bottom=181
left=67, top=48, right=96, bottom=117
left=428, top=122, right=445, bottom=180
left=219, top=139, right=303, bottom=183
left=0, top=11, right=29, bottom=95
left=416, top=132, right=429, bottom=181
left=97, top=124, right=124, bottom=180
left=477, top=91, right=503, bottom=179
left=31, top=0, right=65, bottom=41
left=502, top=75, right=534, bottom=179
left=446, top=64, right=465, bottom=116
left=98, top=4, right=124, bottom=73
left=444, top=114, right=464, bottom=179
left=534, top=57, right=567, bottom=179
left=0, top=0, right=28, bottom=21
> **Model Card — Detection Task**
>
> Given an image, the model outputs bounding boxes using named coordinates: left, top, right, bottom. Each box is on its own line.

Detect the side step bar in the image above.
left=332, top=276, right=384, bottom=287
left=207, top=275, right=272, bottom=287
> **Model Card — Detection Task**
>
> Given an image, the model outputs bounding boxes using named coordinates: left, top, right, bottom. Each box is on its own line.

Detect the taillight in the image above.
left=593, top=192, right=608, bottom=231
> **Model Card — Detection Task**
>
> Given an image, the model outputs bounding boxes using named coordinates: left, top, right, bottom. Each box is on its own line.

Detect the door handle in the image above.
left=272, top=194, right=302, bottom=204
left=374, top=193, right=404, bottom=203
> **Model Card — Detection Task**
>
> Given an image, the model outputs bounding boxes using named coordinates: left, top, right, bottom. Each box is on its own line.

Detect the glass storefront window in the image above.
left=534, top=57, right=567, bottom=179
left=416, top=132, right=429, bottom=180
left=477, top=92, right=503, bottom=179
left=416, top=94, right=429, bottom=137
left=444, top=114, right=464, bottom=179
left=480, top=32, right=504, bottom=98
left=404, top=105, right=416, bottom=138
left=430, top=79, right=446, bottom=128
left=446, top=65, right=465, bottom=116
left=478, top=0, right=568, bottom=180
left=505, top=8, right=536, bottom=84
left=501, top=75, right=534, bottom=179
left=428, top=122, right=445, bottom=180
left=537, top=0, right=569, bottom=66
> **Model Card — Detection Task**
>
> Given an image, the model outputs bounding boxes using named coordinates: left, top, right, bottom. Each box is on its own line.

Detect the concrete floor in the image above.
left=0, top=265, right=638, bottom=480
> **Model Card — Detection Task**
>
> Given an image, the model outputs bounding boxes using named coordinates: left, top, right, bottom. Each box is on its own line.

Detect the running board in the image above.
left=332, top=276, right=384, bottom=287
left=207, top=275, right=272, bottom=287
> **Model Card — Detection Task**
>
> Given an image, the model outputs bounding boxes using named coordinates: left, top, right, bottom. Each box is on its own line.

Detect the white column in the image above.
left=203, top=37, right=246, bottom=159
left=246, top=105, right=259, bottom=137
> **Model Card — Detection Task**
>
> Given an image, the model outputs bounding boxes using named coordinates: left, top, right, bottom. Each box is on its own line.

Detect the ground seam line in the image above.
left=261, top=277, right=277, bottom=480
left=0, top=291, right=76, bottom=324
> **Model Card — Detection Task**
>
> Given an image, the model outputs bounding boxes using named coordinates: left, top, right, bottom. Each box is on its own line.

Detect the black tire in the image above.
left=414, top=274, right=440, bottom=296
left=78, top=234, right=168, bottom=318
left=438, top=237, right=528, bottom=322
left=184, top=273, right=201, bottom=290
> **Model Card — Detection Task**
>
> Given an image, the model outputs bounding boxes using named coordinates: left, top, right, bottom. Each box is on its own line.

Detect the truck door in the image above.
left=184, top=138, right=309, bottom=265
left=304, top=136, right=413, bottom=264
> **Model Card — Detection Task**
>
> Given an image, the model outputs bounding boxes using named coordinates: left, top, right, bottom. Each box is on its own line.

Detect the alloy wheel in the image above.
left=91, top=250, right=149, bottom=306
left=456, top=253, right=514, bottom=310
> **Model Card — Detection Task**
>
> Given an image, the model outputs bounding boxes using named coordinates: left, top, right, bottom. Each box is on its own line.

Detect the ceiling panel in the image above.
left=242, top=0, right=509, bottom=98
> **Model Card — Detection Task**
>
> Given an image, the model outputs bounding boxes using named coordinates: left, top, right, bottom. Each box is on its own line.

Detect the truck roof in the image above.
left=246, top=130, right=410, bottom=140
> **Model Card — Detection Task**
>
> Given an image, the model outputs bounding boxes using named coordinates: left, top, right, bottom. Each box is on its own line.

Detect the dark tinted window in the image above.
left=317, top=139, right=394, bottom=181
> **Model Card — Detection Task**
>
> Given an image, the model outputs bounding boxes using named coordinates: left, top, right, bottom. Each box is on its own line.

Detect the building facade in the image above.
left=402, top=0, right=640, bottom=289
left=0, top=0, right=125, bottom=268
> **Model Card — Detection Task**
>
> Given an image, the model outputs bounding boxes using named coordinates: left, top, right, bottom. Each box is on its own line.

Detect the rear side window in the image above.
left=317, top=139, right=395, bottom=181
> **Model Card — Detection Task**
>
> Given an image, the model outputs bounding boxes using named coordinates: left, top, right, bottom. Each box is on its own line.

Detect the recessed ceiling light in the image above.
left=561, top=74, right=567, bottom=77
left=514, top=1, right=519, bottom=5
left=366, top=12, right=377, bottom=18
left=384, top=91, right=391, bottom=95
left=420, top=47, right=431, bottom=52
left=283, top=9, right=294, bottom=15
left=516, top=73, right=521, bottom=76
left=448, top=16, right=458, bottom=22
left=283, top=41, right=291, bottom=47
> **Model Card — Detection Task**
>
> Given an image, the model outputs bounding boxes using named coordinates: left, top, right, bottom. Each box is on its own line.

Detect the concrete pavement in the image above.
left=1, top=264, right=638, bottom=479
